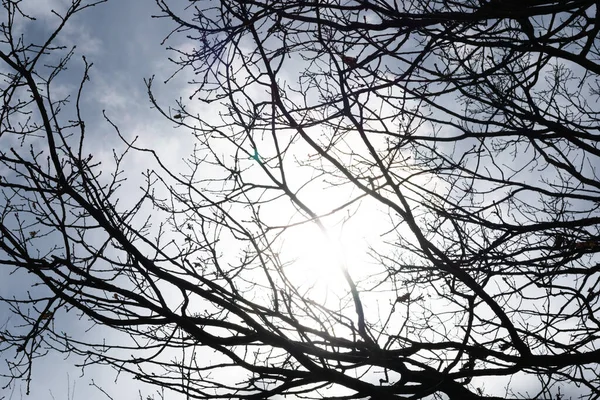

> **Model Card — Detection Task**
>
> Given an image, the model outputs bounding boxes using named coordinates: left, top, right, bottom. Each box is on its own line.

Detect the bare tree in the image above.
left=2, top=0, right=600, bottom=399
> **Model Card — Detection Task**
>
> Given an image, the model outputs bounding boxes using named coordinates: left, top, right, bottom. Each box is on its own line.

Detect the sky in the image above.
left=0, top=2, right=384, bottom=399
left=0, top=1, right=596, bottom=400
left=0, top=1, right=191, bottom=399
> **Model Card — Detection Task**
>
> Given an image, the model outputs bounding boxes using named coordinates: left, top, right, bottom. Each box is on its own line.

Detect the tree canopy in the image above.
left=2, top=0, right=600, bottom=399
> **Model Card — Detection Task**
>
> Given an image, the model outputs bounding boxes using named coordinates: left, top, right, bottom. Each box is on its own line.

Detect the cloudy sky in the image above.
left=2, top=1, right=592, bottom=399
left=0, top=1, right=192, bottom=399
left=0, top=1, right=381, bottom=398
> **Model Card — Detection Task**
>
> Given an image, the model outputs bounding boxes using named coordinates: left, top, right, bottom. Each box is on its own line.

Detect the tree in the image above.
left=1, top=0, right=600, bottom=399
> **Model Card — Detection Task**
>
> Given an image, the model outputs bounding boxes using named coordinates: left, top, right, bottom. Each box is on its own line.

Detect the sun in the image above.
left=277, top=222, right=347, bottom=295
left=276, top=206, right=379, bottom=299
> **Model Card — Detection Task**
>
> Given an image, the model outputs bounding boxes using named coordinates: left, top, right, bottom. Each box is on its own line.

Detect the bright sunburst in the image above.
left=277, top=204, right=381, bottom=300
left=284, top=222, right=348, bottom=290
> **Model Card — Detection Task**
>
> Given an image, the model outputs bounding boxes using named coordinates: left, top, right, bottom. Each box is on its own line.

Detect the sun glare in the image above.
left=280, top=222, right=350, bottom=295
left=278, top=205, right=381, bottom=300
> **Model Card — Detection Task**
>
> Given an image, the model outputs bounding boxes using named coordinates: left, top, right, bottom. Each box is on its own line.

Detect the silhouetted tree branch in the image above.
left=2, top=0, right=600, bottom=399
